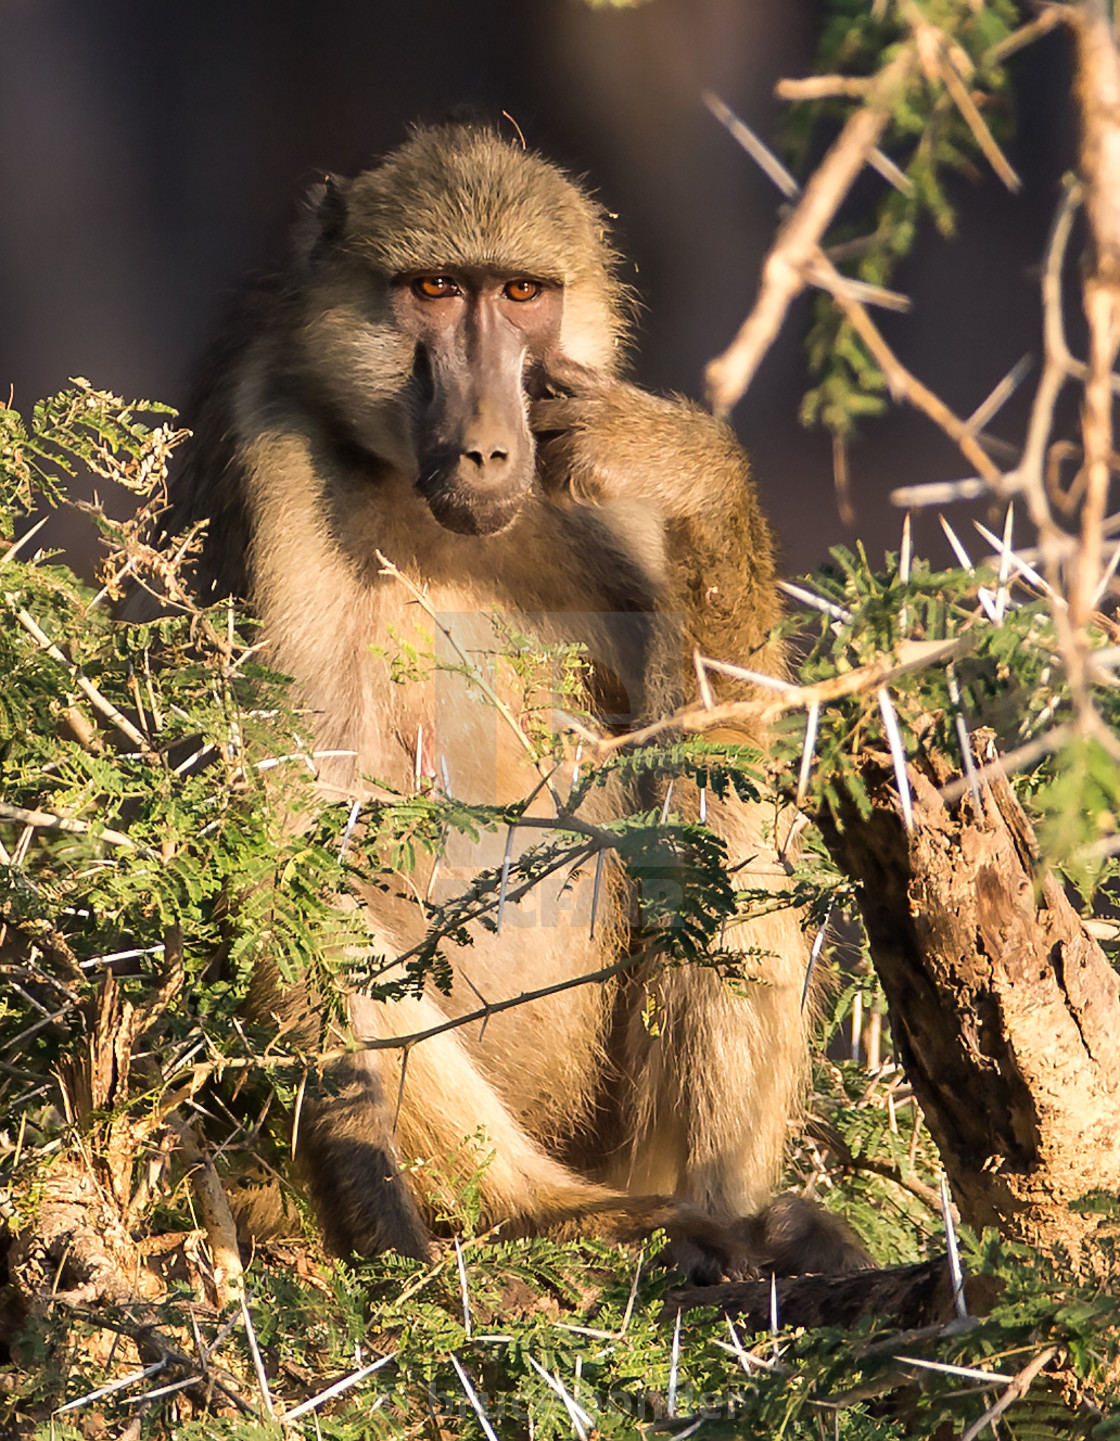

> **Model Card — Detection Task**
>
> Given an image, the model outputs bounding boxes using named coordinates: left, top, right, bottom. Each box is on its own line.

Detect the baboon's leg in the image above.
left=309, top=992, right=742, bottom=1268
left=602, top=799, right=810, bottom=1221
left=300, top=1042, right=434, bottom=1261
left=346, top=992, right=634, bottom=1227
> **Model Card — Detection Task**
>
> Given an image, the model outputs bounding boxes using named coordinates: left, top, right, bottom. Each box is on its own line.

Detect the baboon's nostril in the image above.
left=465, top=446, right=509, bottom=468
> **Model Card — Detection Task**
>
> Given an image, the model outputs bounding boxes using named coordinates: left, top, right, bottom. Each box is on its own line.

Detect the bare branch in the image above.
left=706, top=46, right=916, bottom=413
left=775, top=75, right=872, bottom=102
left=6, top=596, right=153, bottom=752
left=1072, top=1, right=1120, bottom=625
left=1004, top=181, right=1084, bottom=590
left=959, top=1348, right=1058, bottom=1441
left=592, top=635, right=977, bottom=758
left=0, top=799, right=147, bottom=855
left=810, top=252, right=1003, bottom=482
left=939, top=725, right=1072, bottom=805
left=167, top=1116, right=244, bottom=1310
left=983, top=6, right=1069, bottom=67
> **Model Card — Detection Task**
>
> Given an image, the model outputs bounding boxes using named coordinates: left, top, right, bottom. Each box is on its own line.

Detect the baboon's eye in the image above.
left=504, top=278, right=542, bottom=303
left=413, top=276, right=459, bottom=299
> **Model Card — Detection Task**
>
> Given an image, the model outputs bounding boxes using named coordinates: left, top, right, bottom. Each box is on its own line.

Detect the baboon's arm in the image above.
left=532, top=363, right=781, bottom=668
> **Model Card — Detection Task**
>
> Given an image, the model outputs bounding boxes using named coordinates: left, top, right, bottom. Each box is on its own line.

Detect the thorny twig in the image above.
left=706, top=44, right=916, bottom=412
left=160, top=943, right=663, bottom=1089
left=704, top=0, right=1120, bottom=840
left=959, top=1346, right=1058, bottom=1441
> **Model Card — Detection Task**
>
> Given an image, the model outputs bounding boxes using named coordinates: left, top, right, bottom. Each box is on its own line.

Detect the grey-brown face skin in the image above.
left=391, top=268, right=563, bottom=535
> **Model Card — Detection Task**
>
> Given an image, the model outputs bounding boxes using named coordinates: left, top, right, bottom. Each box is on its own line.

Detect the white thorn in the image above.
left=496, top=825, right=516, bottom=934
left=449, top=1356, right=500, bottom=1441
left=703, top=91, right=801, bottom=198
left=899, top=510, right=913, bottom=585
left=939, top=514, right=975, bottom=572
left=973, top=519, right=1059, bottom=602
left=589, top=849, right=606, bottom=940
left=454, top=1238, right=472, bottom=1338
left=877, top=687, right=914, bottom=831
left=778, top=579, right=853, bottom=623
left=801, top=902, right=832, bottom=1012
left=940, top=1175, right=969, bottom=1319
left=891, top=477, right=989, bottom=508
left=526, top=1356, right=592, bottom=1438
left=668, top=1308, right=682, bottom=1417
left=338, top=799, right=361, bottom=859
left=947, top=667, right=982, bottom=807
left=1092, top=537, right=1120, bottom=610
left=994, top=503, right=1014, bottom=623
left=694, top=648, right=716, bottom=710
left=796, top=698, right=821, bottom=804
left=770, top=1273, right=781, bottom=1362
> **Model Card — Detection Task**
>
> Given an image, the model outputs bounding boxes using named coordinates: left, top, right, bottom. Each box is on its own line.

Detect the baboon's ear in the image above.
left=316, top=175, right=350, bottom=242
left=294, top=174, right=351, bottom=266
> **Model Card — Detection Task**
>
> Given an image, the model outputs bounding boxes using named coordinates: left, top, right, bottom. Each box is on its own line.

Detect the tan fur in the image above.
left=131, top=123, right=867, bottom=1279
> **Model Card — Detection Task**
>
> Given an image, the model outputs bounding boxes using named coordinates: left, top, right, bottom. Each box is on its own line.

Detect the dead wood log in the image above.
left=818, top=746, right=1120, bottom=1257
left=670, top=1257, right=970, bottom=1330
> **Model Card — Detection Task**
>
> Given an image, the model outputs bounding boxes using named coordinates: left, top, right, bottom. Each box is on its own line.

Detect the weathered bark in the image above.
left=819, top=748, right=1120, bottom=1255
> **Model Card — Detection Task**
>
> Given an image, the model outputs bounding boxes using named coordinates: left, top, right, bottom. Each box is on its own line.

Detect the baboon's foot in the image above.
left=725, top=1194, right=873, bottom=1279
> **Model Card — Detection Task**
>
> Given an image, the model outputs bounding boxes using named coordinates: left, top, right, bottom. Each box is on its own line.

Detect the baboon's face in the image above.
left=392, top=268, right=563, bottom=536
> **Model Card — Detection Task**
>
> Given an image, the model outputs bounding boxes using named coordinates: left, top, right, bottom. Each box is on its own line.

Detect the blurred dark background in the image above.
left=0, top=0, right=1075, bottom=578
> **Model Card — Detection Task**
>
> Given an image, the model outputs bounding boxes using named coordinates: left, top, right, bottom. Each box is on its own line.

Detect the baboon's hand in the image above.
left=666, top=1229, right=756, bottom=1286
left=529, top=355, right=611, bottom=488
left=530, top=353, right=608, bottom=407
left=670, top=1197, right=873, bottom=1284
left=731, top=1195, right=873, bottom=1276
left=530, top=361, right=654, bottom=507
left=531, top=359, right=745, bottom=517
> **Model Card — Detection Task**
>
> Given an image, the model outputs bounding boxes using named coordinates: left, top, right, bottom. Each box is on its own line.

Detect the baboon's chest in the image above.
left=354, top=573, right=650, bottom=807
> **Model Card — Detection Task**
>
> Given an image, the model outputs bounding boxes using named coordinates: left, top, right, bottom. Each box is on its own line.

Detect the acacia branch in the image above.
left=6, top=595, right=153, bottom=752
left=706, top=45, right=916, bottom=413
left=805, top=252, right=1003, bottom=483
left=1073, top=0, right=1120, bottom=627
left=170, top=945, right=661, bottom=1088
left=959, top=1348, right=1058, bottom=1441
left=590, top=635, right=976, bottom=757
left=0, top=799, right=149, bottom=855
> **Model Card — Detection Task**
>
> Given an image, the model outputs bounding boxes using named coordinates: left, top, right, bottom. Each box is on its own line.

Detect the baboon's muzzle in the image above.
left=413, top=305, right=536, bottom=536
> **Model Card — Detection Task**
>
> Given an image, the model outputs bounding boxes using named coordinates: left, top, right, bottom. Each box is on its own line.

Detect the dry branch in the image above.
left=705, top=45, right=916, bottom=413
left=1073, top=0, right=1120, bottom=626
left=168, top=1117, right=245, bottom=1311
left=670, top=1258, right=961, bottom=1331
left=807, top=251, right=1002, bottom=482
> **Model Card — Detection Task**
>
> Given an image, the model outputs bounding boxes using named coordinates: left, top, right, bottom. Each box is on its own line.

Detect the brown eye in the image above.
left=413, top=275, right=459, bottom=299
left=504, top=278, right=542, bottom=303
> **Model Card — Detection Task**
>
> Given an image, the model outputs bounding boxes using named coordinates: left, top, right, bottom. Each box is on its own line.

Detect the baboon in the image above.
left=131, top=122, right=866, bottom=1280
